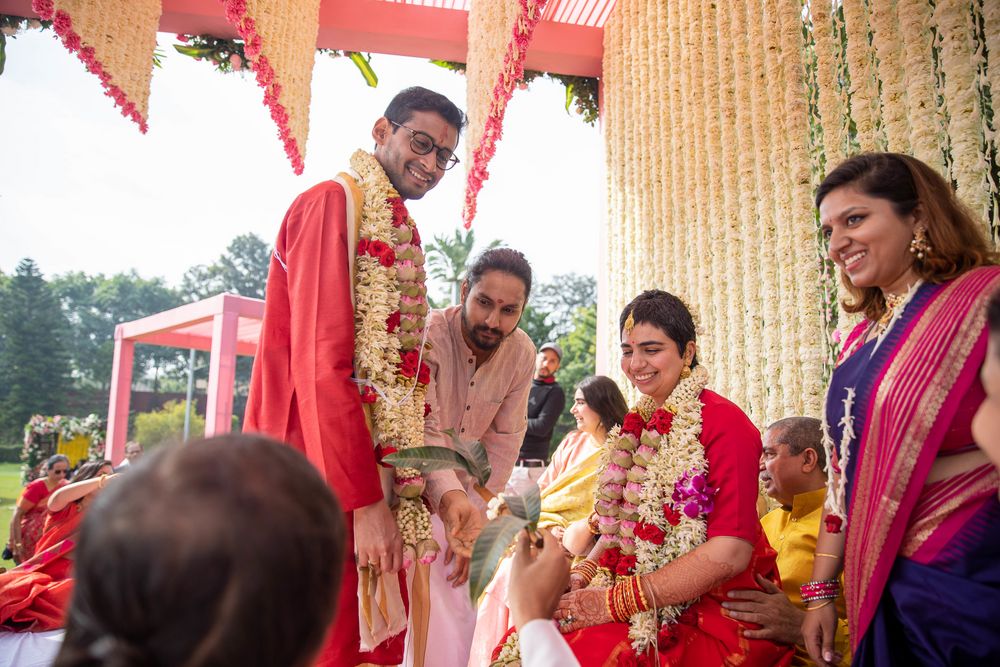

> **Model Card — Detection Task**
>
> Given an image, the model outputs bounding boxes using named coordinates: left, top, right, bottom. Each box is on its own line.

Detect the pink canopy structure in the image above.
left=105, top=293, right=264, bottom=464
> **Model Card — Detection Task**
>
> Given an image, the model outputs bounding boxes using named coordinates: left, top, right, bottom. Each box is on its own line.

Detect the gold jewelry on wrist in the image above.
left=814, top=552, right=841, bottom=559
left=805, top=599, right=834, bottom=611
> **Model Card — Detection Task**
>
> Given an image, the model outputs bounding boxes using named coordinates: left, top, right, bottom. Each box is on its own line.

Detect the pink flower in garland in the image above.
left=51, top=10, right=71, bottom=36
left=31, top=0, right=54, bottom=19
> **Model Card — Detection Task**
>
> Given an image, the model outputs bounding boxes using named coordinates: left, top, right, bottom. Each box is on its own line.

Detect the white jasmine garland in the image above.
left=350, top=149, right=436, bottom=561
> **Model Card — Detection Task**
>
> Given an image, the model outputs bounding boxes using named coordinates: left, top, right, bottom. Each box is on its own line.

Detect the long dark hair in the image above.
left=815, top=152, right=997, bottom=321
left=70, top=460, right=112, bottom=483
left=54, top=435, right=345, bottom=667
left=576, top=375, right=628, bottom=433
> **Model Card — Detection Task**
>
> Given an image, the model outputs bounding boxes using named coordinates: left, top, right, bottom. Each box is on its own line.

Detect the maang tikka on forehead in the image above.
left=624, top=308, right=636, bottom=334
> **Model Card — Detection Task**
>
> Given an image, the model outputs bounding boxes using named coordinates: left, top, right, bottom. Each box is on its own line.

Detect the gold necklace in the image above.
left=872, top=291, right=907, bottom=337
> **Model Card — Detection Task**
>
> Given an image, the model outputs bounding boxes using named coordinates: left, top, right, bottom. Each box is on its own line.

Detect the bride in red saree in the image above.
left=517, top=291, right=793, bottom=667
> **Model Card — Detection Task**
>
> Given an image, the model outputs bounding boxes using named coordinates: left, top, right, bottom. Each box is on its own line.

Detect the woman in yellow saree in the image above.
left=469, top=375, right=627, bottom=665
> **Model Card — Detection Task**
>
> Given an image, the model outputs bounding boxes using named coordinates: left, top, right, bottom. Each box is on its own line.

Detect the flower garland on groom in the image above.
left=244, top=87, right=468, bottom=667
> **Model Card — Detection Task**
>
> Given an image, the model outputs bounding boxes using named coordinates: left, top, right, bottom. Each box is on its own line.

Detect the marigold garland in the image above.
left=30, top=0, right=159, bottom=133
left=349, top=150, right=436, bottom=565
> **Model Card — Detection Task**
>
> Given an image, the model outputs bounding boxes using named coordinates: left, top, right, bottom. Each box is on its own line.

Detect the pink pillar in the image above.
left=105, top=327, right=135, bottom=464
left=204, top=309, right=239, bottom=436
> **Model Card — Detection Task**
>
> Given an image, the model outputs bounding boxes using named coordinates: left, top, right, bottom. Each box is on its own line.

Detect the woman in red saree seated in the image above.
left=531, top=290, right=793, bottom=666
left=803, top=153, right=1000, bottom=666
left=0, top=460, right=115, bottom=631
left=7, top=454, right=70, bottom=563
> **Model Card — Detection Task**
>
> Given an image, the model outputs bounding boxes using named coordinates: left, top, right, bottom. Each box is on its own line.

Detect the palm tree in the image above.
left=424, top=229, right=501, bottom=304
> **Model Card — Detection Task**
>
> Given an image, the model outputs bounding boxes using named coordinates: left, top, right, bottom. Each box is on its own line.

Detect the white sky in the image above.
left=0, top=30, right=603, bottom=288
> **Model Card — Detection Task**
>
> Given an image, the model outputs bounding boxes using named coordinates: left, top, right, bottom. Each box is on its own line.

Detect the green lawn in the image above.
left=0, top=462, right=21, bottom=570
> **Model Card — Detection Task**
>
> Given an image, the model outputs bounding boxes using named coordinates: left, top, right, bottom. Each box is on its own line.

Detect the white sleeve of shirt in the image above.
left=519, top=619, right=581, bottom=667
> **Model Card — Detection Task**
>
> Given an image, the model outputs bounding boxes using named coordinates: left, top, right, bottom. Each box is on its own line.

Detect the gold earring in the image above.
left=623, top=309, right=636, bottom=334
left=909, top=226, right=932, bottom=260
left=680, top=366, right=692, bottom=379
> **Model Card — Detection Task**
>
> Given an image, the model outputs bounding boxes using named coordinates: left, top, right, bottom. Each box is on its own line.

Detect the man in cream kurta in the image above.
left=403, top=248, right=536, bottom=667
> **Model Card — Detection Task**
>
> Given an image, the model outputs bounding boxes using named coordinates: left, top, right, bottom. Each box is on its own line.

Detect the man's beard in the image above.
left=461, top=306, right=506, bottom=351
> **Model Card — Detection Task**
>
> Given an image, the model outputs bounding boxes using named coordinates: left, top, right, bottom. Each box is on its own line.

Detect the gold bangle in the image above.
left=805, top=599, right=834, bottom=612
left=814, top=553, right=841, bottom=559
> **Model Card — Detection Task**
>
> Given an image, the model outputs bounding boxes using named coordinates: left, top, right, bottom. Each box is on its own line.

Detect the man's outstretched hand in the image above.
left=440, top=490, right=484, bottom=586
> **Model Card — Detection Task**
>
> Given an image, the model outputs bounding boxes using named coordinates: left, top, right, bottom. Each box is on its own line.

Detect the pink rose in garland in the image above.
left=646, top=408, right=674, bottom=434
left=621, top=412, right=646, bottom=439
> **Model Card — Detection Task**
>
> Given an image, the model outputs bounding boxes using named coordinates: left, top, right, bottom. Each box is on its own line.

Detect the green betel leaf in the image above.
left=469, top=514, right=529, bottom=604
left=346, top=51, right=378, bottom=88
left=173, top=44, right=215, bottom=58
left=446, top=430, right=492, bottom=487
left=382, top=446, right=474, bottom=475
left=503, top=484, right=541, bottom=525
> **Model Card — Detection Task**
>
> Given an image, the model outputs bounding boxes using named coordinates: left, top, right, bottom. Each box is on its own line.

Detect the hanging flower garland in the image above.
left=349, top=149, right=437, bottom=566
left=21, top=414, right=106, bottom=484
left=217, top=0, right=321, bottom=176
left=463, top=0, right=549, bottom=228
left=29, top=0, right=159, bottom=133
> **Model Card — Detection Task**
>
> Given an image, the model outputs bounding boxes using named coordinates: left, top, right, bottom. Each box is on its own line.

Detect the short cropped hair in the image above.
left=384, top=86, right=467, bottom=136
left=619, top=290, right=698, bottom=366
left=766, top=416, right=826, bottom=470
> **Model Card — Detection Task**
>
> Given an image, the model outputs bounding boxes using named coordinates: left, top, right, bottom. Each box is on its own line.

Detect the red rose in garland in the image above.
left=599, top=547, right=622, bottom=571
left=424, top=402, right=432, bottom=417
left=359, top=385, right=378, bottom=404
left=417, top=361, right=430, bottom=385
left=386, top=310, right=401, bottom=334
left=398, top=349, right=419, bottom=378
left=378, top=248, right=396, bottom=267
left=411, top=225, right=421, bottom=246
left=389, top=197, right=408, bottom=226
left=662, top=503, right=681, bottom=526
left=357, top=238, right=370, bottom=255
left=615, top=554, right=637, bottom=576
left=621, top=412, right=646, bottom=438
left=646, top=408, right=674, bottom=434
left=634, top=521, right=666, bottom=545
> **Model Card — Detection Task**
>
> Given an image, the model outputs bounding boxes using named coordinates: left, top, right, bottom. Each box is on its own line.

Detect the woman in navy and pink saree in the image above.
left=803, top=153, right=1000, bottom=666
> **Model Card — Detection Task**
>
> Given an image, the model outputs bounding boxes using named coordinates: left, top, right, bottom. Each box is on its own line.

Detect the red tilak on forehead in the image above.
left=496, top=299, right=506, bottom=305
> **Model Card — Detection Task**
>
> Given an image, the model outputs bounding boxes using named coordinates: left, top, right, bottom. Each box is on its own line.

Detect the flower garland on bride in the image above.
left=349, top=149, right=437, bottom=567
left=492, top=365, right=715, bottom=664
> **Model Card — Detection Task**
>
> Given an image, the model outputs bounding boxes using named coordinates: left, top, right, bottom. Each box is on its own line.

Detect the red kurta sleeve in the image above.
left=699, top=390, right=762, bottom=543
left=245, top=181, right=381, bottom=512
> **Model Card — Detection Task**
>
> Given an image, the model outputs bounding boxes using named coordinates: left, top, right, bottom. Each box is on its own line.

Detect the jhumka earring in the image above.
left=909, top=226, right=932, bottom=260
left=624, top=309, right=636, bottom=334
left=680, top=366, right=692, bottom=379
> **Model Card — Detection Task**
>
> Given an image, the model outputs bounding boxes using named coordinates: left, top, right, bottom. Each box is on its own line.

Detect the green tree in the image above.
left=133, top=399, right=205, bottom=448
left=181, top=233, right=270, bottom=301
left=0, top=259, right=72, bottom=442
left=517, top=305, right=556, bottom=348
left=532, top=274, right=596, bottom=339
left=52, top=271, right=184, bottom=392
left=550, top=303, right=598, bottom=449
left=424, top=229, right=501, bottom=304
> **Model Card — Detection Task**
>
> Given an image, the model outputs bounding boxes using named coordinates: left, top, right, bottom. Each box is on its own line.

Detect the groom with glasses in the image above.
left=245, top=86, right=468, bottom=667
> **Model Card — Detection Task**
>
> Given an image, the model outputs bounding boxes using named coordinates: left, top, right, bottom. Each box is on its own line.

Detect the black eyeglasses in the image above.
left=390, top=121, right=460, bottom=171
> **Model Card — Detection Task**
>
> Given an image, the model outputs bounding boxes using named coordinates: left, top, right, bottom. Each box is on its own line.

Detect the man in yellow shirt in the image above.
left=722, top=417, right=850, bottom=666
